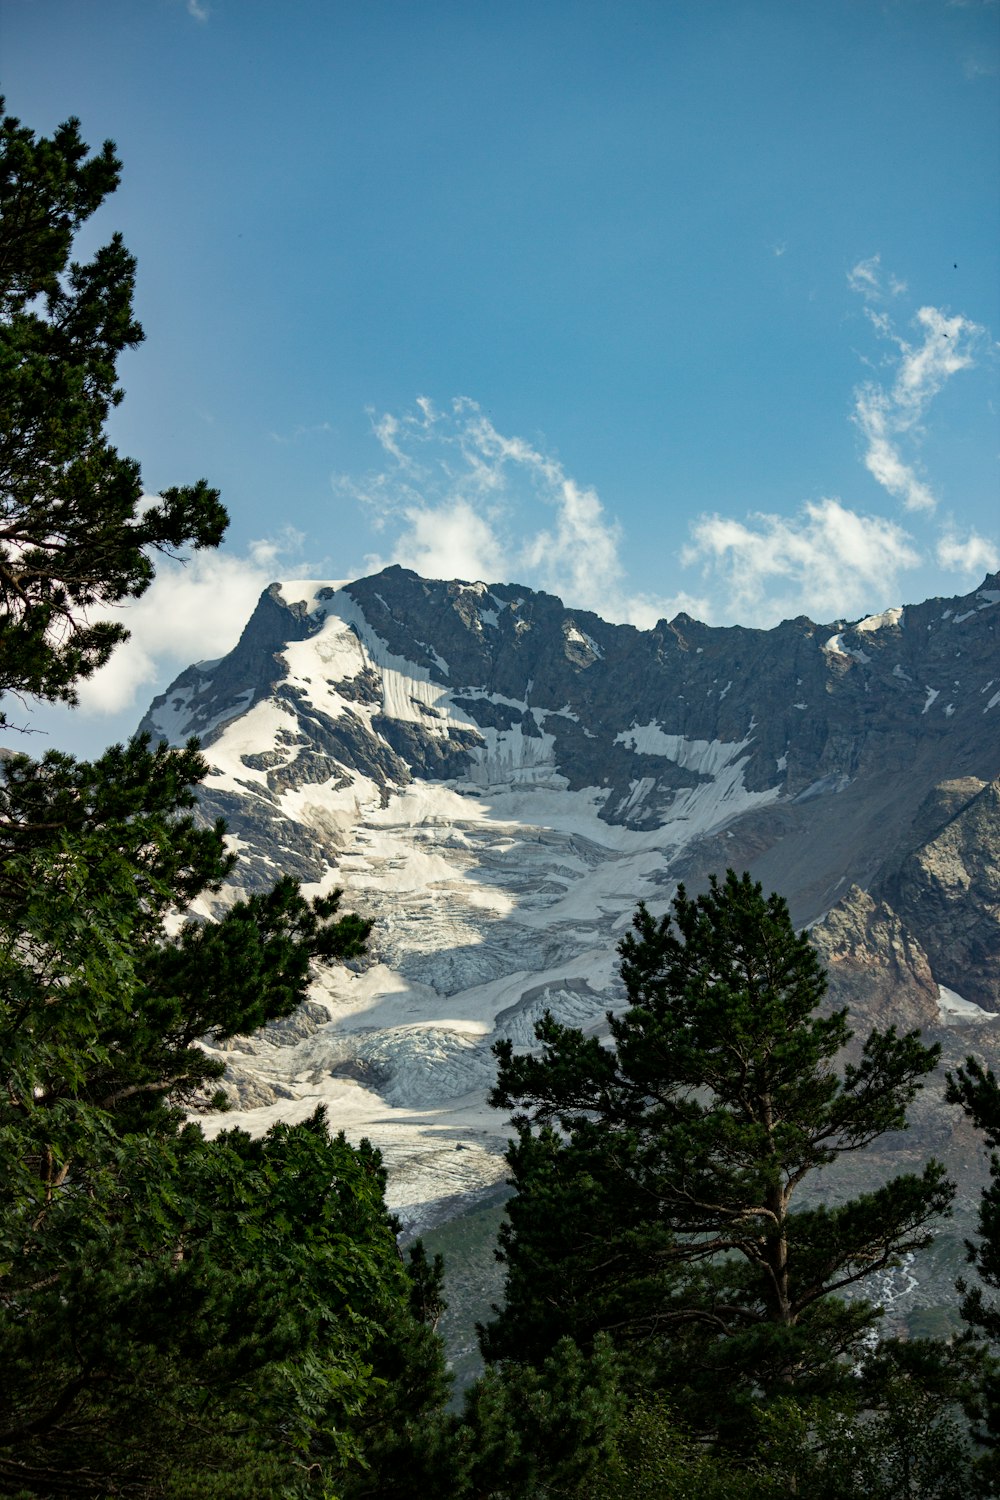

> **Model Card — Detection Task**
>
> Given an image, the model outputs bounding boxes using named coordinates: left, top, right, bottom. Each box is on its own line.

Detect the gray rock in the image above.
left=874, top=778, right=1000, bottom=1011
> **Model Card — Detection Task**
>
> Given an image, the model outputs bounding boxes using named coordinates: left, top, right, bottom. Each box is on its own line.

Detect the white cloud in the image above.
left=682, top=498, right=922, bottom=626
left=368, top=498, right=507, bottom=584
left=852, top=385, right=938, bottom=513
left=848, top=255, right=883, bottom=300
left=847, top=258, right=909, bottom=303
left=851, top=297, right=983, bottom=512
left=936, top=527, right=1000, bottom=575
left=186, top=0, right=209, bottom=20
left=342, top=307, right=991, bottom=637
left=521, top=477, right=625, bottom=612
left=73, top=528, right=307, bottom=716
left=348, top=397, right=685, bottom=626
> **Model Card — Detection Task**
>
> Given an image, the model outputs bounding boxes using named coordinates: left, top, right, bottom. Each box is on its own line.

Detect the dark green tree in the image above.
left=484, top=871, right=953, bottom=1440
left=0, top=99, right=226, bottom=724
left=0, top=1107, right=423, bottom=1496
left=459, top=1334, right=626, bottom=1500
left=333, top=1237, right=465, bottom=1500
left=0, top=728, right=452, bottom=1494
left=946, top=1056, right=1000, bottom=1490
left=0, top=104, right=456, bottom=1495
left=947, top=1058, right=1000, bottom=1345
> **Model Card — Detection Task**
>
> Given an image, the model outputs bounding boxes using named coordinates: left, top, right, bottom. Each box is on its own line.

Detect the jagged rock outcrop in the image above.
left=874, top=777, right=1000, bottom=1011
left=811, top=886, right=942, bottom=1035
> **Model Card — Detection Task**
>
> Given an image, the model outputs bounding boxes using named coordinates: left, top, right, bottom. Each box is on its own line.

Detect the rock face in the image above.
left=138, top=568, right=1000, bottom=1229
left=811, top=885, right=942, bottom=1036
left=874, top=778, right=1000, bottom=1010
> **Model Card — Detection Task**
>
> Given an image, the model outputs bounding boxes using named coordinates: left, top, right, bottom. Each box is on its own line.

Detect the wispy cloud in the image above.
left=186, top=0, right=210, bottom=21
left=963, top=54, right=999, bottom=78
left=850, top=278, right=983, bottom=512
left=936, top=527, right=1000, bottom=575
left=682, top=498, right=922, bottom=626
left=341, top=397, right=698, bottom=627
left=847, top=255, right=883, bottom=300
left=678, top=262, right=996, bottom=624
left=267, top=420, right=333, bottom=445
left=847, top=255, right=907, bottom=302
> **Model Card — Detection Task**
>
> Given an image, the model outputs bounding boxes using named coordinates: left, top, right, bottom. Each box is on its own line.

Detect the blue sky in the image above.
left=3, top=0, right=998, bottom=754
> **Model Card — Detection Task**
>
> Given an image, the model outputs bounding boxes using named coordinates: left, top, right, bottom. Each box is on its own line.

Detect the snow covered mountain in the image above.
left=139, top=568, right=1000, bottom=1230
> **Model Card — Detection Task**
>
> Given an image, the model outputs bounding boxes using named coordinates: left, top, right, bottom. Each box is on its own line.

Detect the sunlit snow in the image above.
left=938, top=986, right=998, bottom=1025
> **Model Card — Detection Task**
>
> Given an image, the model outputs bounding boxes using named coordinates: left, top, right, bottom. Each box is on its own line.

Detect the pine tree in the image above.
left=0, top=98, right=226, bottom=724
left=0, top=103, right=456, bottom=1495
left=484, top=871, right=953, bottom=1439
left=946, top=1056, right=1000, bottom=1489
left=0, top=727, right=419, bottom=1492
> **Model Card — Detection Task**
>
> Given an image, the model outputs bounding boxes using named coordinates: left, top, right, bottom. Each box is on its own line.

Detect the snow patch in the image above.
left=467, top=723, right=561, bottom=789
left=939, top=986, right=998, bottom=1025
left=616, top=724, right=745, bottom=775
left=564, top=622, right=603, bottom=659
left=794, top=773, right=852, bottom=802
left=612, top=724, right=780, bottom=837
left=855, top=606, right=903, bottom=634
left=823, top=633, right=870, bottom=663
left=276, top=579, right=350, bottom=611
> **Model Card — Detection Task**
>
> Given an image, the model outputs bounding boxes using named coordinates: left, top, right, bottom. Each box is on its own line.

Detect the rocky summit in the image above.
left=139, top=568, right=1000, bottom=1237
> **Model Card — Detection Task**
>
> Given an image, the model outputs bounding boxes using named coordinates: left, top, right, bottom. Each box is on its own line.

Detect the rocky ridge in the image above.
left=139, top=568, right=1000, bottom=1232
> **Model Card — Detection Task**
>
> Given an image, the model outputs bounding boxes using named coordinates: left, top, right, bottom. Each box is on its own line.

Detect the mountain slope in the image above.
left=139, top=568, right=1000, bottom=1230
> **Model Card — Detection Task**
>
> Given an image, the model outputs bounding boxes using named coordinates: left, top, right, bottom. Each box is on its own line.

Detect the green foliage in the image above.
left=405, top=1238, right=448, bottom=1330
left=589, top=1393, right=780, bottom=1500
left=946, top=1057, right=1000, bottom=1490
left=0, top=100, right=226, bottom=722
left=454, top=1337, right=978, bottom=1500
left=752, top=1343, right=978, bottom=1500
left=0, top=101, right=455, bottom=1497
left=947, top=1059, right=1000, bottom=1344
left=0, top=1109, right=410, bottom=1495
left=460, top=1334, right=626, bottom=1499
left=0, top=727, right=460, bottom=1494
left=484, top=872, right=953, bottom=1441
left=329, top=1238, right=462, bottom=1499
